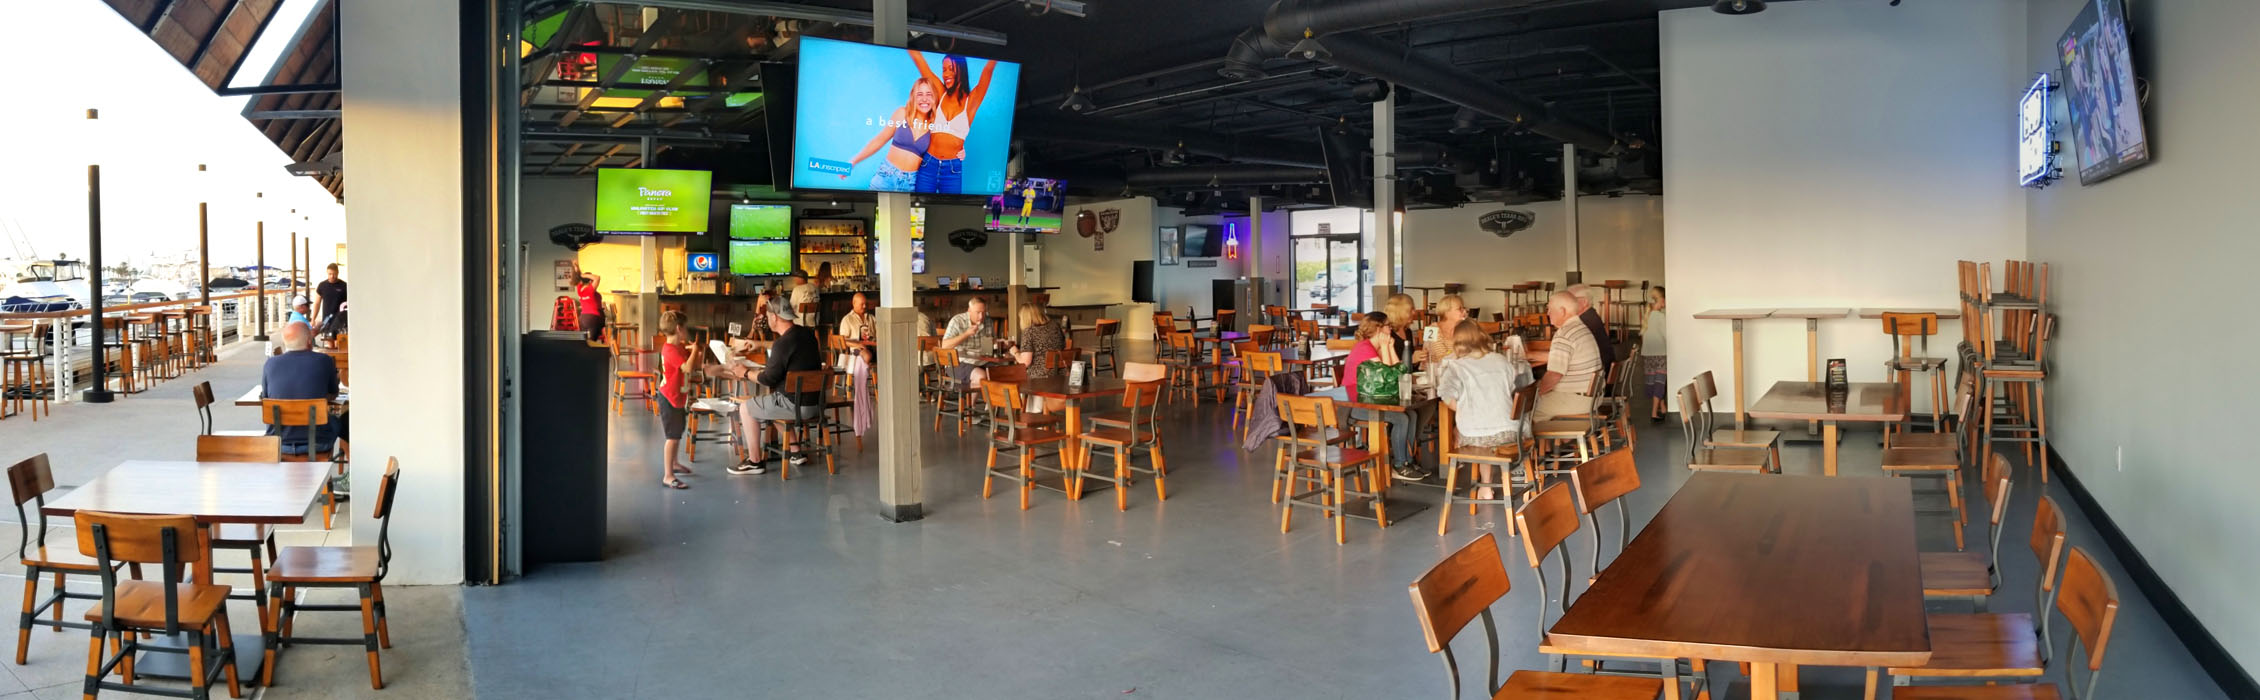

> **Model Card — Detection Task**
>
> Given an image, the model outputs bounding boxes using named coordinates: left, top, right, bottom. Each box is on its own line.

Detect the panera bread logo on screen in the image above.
left=638, top=186, right=673, bottom=197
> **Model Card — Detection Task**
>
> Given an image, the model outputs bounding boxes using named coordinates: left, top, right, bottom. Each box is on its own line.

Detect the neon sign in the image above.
left=2018, top=74, right=2061, bottom=188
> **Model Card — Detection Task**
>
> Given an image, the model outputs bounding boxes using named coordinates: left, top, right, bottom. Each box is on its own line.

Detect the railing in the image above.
left=0, top=287, right=305, bottom=404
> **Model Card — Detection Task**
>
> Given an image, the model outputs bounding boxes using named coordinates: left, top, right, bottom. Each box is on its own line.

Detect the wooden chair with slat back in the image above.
left=1163, top=332, right=1215, bottom=406
left=260, top=398, right=343, bottom=529
left=1884, top=545, right=2118, bottom=700
left=930, top=347, right=977, bottom=436
left=1880, top=312, right=1951, bottom=438
left=1407, top=533, right=1666, bottom=700
left=1042, top=348, right=1079, bottom=375
left=1518, top=482, right=1694, bottom=695
left=192, top=382, right=265, bottom=437
left=979, top=379, right=1068, bottom=510
left=1438, top=385, right=1537, bottom=537
left=1089, top=319, right=1121, bottom=375
left=1882, top=377, right=1980, bottom=550
left=1693, top=371, right=1781, bottom=466
left=1150, top=312, right=1177, bottom=350
left=1274, top=393, right=1386, bottom=544
left=1677, top=384, right=1773, bottom=473
left=1920, top=453, right=2014, bottom=606
left=1880, top=494, right=2073, bottom=688
left=1232, top=351, right=1285, bottom=439
left=76, top=511, right=241, bottom=699
left=763, top=370, right=836, bottom=480
left=1570, top=449, right=1641, bottom=584
left=1074, top=380, right=1168, bottom=511
left=1531, top=368, right=1612, bottom=470
left=193, top=435, right=285, bottom=640
left=8, top=454, right=121, bottom=666
left=266, top=459, right=400, bottom=689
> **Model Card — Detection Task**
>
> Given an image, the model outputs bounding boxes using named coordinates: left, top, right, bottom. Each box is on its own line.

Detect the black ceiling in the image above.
left=519, top=0, right=1714, bottom=208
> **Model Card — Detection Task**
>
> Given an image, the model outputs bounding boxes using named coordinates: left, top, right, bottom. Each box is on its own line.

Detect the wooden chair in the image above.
left=1040, top=348, right=1078, bottom=376
left=259, top=399, right=341, bottom=529
left=1571, top=448, right=1642, bottom=583
left=1517, top=482, right=1693, bottom=698
left=979, top=380, right=1069, bottom=510
left=1275, top=393, right=1386, bottom=544
left=1150, top=312, right=1179, bottom=353
left=1407, top=533, right=1665, bottom=700
left=193, top=435, right=287, bottom=648
left=9, top=454, right=123, bottom=666
left=1881, top=311, right=1952, bottom=437
left=191, top=383, right=266, bottom=437
left=2, top=337, right=51, bottom=422
left=1073, top=380, right=1168, bottom=511
left=1883, top=381, right=1980, bottom=550
left=1980, top=314, right=2053, bottom=483
left=930, top=348, right=977, bottom=436
left=1232, top=351, right=1285, bottom=438
left=1922, top=453, right=2013, bottom=608
left=1693, top=371, right=1781, bottom=467
left=1090, top=319, right=1121, bottom=375
left=609, top=331, right=658, bottom=416
left=1531, top=370, right=1611, bottom=469
left=1884, top=546, right=2116, bottom=700
left=1162, top=332, right=1216, bottom=406
left=763, top=371, right=836, bottom=479
left=1878, top=496, right=2072, bottom=689
left=1437, top=385, right=1537, bottom=537
left=265, top=460, right=399, bottom=689
left=75, top=511, right=241, bottom=700
left=1087, top=362, right=1168, bottom=433
left=1676, top=384, right=1774, bottom=473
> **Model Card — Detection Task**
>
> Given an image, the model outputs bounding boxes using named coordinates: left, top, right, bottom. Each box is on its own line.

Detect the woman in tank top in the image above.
left=908, top=52, right=999, bottom=194
left=843, top=78, right=940, bottom=192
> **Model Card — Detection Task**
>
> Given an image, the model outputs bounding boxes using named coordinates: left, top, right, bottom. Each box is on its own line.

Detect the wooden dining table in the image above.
left=1747, top=381, right=1907, bottom=476
left=1018, top=375, right=1127, bottom=496
left=43, top=459, right=332, bottom=683
left=236, top=384, right=351, bottom=408
left=1305, top=387, right=1434, bottom=515
left=1547, top=473, right=1931, bottom=700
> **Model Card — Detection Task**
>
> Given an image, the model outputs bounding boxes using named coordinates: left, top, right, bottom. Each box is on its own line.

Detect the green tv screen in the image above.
left=595, top=168, right=712, bottom=234
left=728, top=240, right=792, bottom=276
left=728, top=204, right=792, bottom=240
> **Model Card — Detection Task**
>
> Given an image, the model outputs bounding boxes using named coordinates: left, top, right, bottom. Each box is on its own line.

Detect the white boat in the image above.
left=1, top=260, right=91, bottom=312
left=128, top=277, right=192, bottom=301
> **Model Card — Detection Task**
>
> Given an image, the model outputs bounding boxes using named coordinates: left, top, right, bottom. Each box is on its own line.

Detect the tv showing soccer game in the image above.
left=728, top=240, right=791, bottom=276
left=2058, top=0, right=2150, bottom=185
left=986, top=177, right=1066, bottom=234
left=728, top=204, right=792, bottom=240
left=790, top=37, right=1021, bottom=195
left=594, top=168, right=712, bottom=235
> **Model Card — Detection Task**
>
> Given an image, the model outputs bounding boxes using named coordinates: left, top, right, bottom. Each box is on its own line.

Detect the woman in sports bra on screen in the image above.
left=842, top=77, right=940, bottom=192
left=908, top=53, right=999, bottom=194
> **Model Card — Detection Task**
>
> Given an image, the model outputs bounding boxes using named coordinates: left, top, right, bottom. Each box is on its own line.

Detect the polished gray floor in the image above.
left=466, top=376, right=2232, bottom=699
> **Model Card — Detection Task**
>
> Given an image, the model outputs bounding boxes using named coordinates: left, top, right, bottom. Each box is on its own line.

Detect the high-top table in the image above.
left=1547, top=473, right=1930, bottom=700
left=1747, top=381, right=1907, bottom=476
left=1768, top=308, right=1853, bottom=434
left=1691, top=309, right=1775, bottom=429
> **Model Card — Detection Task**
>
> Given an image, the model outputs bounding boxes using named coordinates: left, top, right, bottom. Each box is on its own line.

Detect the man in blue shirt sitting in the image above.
left=264, top=322, right=346, bottom=455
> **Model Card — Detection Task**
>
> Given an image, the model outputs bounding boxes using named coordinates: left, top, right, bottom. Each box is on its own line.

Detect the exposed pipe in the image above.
left=1017, top=117, right=1323, bottom=168
left=1317, top=31, right=1623, bottom=154
left=1221, top=27, right=1294, bottom=80
left=1263, top=0, right=1531, bottom=44
left=1124, top=164, right=1327, bottom=188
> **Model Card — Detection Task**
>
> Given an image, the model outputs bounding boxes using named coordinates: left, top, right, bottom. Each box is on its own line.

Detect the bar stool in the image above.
left=189, top=306, right=218, bottom=363
left=97, top=317, right=141, bottom=394
left=1880, top=311, right=1951, bottom=439
left=2, top=322, right=49, bottom=421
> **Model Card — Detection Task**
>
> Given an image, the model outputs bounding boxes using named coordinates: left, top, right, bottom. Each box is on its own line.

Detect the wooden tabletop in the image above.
left=1768, top=307, right=1852, bottom=319
left=43, top=460, right=332, bottom=525
left=1018, top=376, right=1129, bottom=400
left=1547, top=473, right=1931, bottom=667
left=236, top=385, right=350, bottom=408
left=1270, top=347, right=1347, bottom=365
left=1307, top=386, right=1437, bottom=413
left=1194, top=332, right=1250, bottom=344
left=1692, top=308, right=1775, bottom=320
left=1856, top=307, right=1962, bottom=320
left=1747, top=381, right=1906, bottom=423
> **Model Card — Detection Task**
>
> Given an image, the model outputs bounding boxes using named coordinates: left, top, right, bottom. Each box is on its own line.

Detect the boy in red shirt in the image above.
left=657, top=311, right=694, bottom=489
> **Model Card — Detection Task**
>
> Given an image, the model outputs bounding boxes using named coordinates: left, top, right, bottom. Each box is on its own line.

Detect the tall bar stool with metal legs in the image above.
left=2, top=324, right=51, bottom=421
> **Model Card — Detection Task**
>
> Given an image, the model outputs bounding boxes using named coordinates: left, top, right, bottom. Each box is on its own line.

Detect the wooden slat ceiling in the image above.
left=105, top=0, right=282, bottom=91
left=245, top=0, right=342, bottom=198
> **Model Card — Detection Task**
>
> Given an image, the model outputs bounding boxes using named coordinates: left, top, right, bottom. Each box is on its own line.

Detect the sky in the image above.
left=0, top=0, right=345, bottom=278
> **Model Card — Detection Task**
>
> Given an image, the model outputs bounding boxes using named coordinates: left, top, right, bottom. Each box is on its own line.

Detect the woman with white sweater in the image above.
left=1436, top=323, right=1533, bottom=501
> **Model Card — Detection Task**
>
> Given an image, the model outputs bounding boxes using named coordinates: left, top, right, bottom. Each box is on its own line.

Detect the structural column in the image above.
left=873, top=0, right=923, bottom=522
left=1245, top=195, right=1265, bottom=322
left=1562, top=142, right=1581, bottom=285
left=1007, top=229, right=1023, bottom=335
left=1369, top=90, right=1396, bottom=307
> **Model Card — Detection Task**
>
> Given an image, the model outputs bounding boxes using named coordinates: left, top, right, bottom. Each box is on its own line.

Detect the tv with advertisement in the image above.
left=911, top=206, right=928, bottom=274
left=1179, top=224, right=1223, bottom=258
left=2057, top=0, right=2150, bottom=185
left=727, top=240, right=791, bottom=276
left=687, top=252, right=719, bottom=273
left=594, top=168, right=711, bottom=234
left=789, top=37, right=1021, bottom=195
left=986, top=177, right=1066, bottom=233
left=728, top=204, right=792, bottom=240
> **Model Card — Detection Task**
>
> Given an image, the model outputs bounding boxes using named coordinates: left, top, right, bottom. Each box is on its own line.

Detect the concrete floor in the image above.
left=0, top=344, right=471, bottom=699
left=463, top=365, right=2232, bottom=700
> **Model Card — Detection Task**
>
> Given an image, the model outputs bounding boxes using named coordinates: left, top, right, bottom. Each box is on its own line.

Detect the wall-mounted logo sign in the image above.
left=2018, top=74, right=2061, bottom=188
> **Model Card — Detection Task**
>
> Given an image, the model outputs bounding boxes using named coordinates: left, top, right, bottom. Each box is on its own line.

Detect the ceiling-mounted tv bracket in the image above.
left=2017, top=73, right=2063, bottom=189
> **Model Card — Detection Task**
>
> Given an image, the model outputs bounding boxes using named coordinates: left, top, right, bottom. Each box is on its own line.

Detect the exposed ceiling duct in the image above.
left=1018, top=117, right=1322, bottom=168
left=1239, top=0, right=1632, bottom=155
left=1124, top=164, right=1329, bottom=189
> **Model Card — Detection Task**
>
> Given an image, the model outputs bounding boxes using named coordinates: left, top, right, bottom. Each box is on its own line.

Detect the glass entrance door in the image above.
left=1292, top=235, right=1364, bottom=314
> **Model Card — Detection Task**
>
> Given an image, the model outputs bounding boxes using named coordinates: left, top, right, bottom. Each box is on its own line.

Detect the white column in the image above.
left=872, top=0, right=923, bottom=521
left=1371, top=91, right=1397, bottom=305
left=1562, top=142, right=1580, bottom=284
left=1246, top=195, right=1265, bottom=318
left=1007, top=229, right=1023, bottom=334
left=341, top=0, right=466, bottom=583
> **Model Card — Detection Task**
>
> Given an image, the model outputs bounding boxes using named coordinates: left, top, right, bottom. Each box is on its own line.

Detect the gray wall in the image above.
left=2024, top=0, right=2260, bottom=672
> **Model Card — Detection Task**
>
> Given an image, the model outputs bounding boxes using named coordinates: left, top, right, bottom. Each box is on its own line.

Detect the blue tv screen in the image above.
left=789, top=37, right=1021, bottom=195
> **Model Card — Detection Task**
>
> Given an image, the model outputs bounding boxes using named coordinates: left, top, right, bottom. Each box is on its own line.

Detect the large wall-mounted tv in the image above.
left=728, top=240, right=792, bottom=276
left=1179, top=224, right=1223, bottom=258
left=789, top=37, right=1021, bottom=195
left=728, top=204, right=792, bottom=240
left=986, top=177, right=1066, bottom=234
left=2057, top=0, right=2150, bottom=185
left=595, top=168, right=712, bottom=235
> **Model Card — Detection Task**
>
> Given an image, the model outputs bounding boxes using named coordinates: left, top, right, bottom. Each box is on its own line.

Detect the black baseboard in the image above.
left=881, top=502, right=924, bottom=523
left=2047, top=446, right=2260, bottom=699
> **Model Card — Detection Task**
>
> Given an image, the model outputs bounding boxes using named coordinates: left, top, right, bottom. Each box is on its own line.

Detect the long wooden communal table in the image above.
left=43, top=459, right=331, bottom=684
left=1547, top=473, right=1930, bottom=700
left=1017, top=375, right=1127, bottom=497
left=1747, top=381, right=1907, bottom=476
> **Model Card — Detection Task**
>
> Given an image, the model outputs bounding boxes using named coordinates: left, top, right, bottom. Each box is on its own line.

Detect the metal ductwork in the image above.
left=1124, top=164, right=1328, bottom=189
left=1243, top=0, right=1630, bottom=155
left=1018, top=117, right=1322, bottom=168
left=1221, top=27, right=1294, bottom=80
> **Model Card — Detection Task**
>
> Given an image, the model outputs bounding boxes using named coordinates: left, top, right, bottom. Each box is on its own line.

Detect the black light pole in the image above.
left=82, top=108, right=114, bottom=403
left=197, top=164, right=210, bottom=310
left=254, top=192, right=269, bottom=342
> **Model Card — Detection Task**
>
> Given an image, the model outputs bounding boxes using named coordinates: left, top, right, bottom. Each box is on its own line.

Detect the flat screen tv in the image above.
left=2057, top=0, right=2150, bottom=185
left=727, top=204, right=792, bottom=240
left=1179, top=224, right=1223, bottom=258
left=594, top=168, right=711, bottom=235
left=910, top=206, right=927, bottom=274
left=986, top=177, right=1066, bottom=233
left=789, top=37, right=1021, bottom=195
left=727, top=240, right=791, bottom=276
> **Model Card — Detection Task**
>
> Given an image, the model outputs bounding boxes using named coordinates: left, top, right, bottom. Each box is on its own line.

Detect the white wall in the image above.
left=1660, top=1, right=2027, bottom=411
left=1050, top=197, right=1156, bottom=337
left=1402, top=196, right=1666, bottom=305
left=2024, top=0, right=2260, bottom=672
left=341, top=0, right=464, bottom=584
left=1151, top=208, right=1286, bottom=320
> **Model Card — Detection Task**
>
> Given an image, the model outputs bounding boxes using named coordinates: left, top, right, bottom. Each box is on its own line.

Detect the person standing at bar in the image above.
left=314, top=263, right=347, bottom=343
left=574, top=262, right=604, bottom=342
